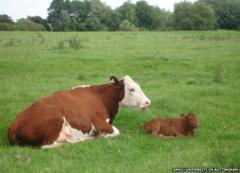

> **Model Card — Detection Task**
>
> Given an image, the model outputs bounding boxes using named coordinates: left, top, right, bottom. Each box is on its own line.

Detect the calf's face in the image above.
left=119, top=75, right=151, bottom=111
left=186, top=113, right=199, bottom=129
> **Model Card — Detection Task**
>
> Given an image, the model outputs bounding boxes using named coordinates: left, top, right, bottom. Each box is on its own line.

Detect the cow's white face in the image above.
left=119, top=75, right=151, bottom=111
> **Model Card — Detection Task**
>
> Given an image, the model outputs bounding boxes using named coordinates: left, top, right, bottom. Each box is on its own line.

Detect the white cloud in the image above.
left=0, top=0, right=52, bottom=21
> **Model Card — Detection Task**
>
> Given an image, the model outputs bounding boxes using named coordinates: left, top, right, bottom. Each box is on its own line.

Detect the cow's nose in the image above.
left=145, top=100, right=151, bottom=106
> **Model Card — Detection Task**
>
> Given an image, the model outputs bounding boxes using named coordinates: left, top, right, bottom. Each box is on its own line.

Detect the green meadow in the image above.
left=0, top=31, right=239, bottom=172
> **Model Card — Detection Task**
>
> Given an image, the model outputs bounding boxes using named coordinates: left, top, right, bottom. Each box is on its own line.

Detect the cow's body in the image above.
left=143, top=113, right=198, bottom=138
left=8, top=75, right=150, bottom=148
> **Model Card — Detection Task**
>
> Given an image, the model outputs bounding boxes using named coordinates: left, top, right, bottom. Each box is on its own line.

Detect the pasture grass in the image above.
left=0, top=30, right=240, bottom=172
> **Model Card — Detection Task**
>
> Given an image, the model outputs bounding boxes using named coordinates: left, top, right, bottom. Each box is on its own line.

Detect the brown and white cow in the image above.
left=8, top=75, right=151, bottom=148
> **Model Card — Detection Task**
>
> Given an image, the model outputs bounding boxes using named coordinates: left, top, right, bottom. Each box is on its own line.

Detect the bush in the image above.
left=28, top=16, right=51, bottom=31
left=15, top=19, right=46, bottom=31
left=0, top=23, right=15, bottom=31
left=119, top=20, right=138, bottom=31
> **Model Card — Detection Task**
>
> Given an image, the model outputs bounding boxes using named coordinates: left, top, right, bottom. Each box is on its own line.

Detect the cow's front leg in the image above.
left=92, top=117, right=120, bottom=138
left=101, top=118, right=120, bottom=137
left=100, top=125, right=120, bottom=138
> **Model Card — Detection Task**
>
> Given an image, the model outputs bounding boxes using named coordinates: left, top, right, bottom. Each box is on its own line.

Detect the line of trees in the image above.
left=47, top=0, right=169, bottom=31
left=1, top=0, right=240, bottom=31
left=0, top=15, right=50, bottom=31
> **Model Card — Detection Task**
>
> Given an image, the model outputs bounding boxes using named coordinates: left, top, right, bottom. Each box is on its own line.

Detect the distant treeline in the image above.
left=1, top=0, right=240, bottom=31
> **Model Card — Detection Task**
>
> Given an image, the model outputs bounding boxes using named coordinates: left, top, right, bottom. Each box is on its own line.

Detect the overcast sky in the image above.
left=0, top=0, right=196, bottom=21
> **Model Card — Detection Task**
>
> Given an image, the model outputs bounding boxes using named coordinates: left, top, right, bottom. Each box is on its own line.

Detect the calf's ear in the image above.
left=187, top=112, right=196, bottom=117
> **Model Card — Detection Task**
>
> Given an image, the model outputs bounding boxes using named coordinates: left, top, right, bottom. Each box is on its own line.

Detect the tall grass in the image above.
left=4, top=38, right=15, bottom=47
left=214, top=64, right=223, bottom=83
left=38, top=33, right=45, bottom=44
left=68, top=36, right=83, bottom=49
left=56, top=40, right=65, bottom=49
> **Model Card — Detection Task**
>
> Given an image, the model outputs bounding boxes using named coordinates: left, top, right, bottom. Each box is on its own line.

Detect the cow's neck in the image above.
left=93, top=84, right=124, bottom=124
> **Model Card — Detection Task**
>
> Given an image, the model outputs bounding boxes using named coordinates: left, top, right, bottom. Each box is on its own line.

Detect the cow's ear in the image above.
left=109, top=75, right=120, bottom=85
left=110, top=76, right=124, bottom=89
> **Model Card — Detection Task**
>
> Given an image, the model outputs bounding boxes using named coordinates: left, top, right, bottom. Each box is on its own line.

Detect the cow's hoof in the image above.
left=112, top=125, right=120, bottom=136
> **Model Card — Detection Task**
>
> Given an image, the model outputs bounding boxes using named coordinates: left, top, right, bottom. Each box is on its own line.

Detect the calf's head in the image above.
left=184, top=112, right=199, bottom=135
left=117, top=75, right=151, bottom=111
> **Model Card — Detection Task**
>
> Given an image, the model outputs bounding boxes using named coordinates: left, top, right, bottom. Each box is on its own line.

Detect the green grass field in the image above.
left=0, top=31, right=240, bottom=173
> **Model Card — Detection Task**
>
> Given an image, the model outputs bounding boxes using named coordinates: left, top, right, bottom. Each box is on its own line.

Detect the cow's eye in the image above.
left=129, top=88, right=135, bottom=92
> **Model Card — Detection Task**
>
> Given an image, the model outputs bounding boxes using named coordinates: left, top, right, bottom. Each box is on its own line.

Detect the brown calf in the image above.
left=143, top=113, right=198, bottom=138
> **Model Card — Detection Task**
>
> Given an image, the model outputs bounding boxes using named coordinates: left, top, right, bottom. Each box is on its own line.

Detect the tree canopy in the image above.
left=0, top=0, right=239, bottom=31
left=174, top=1, right=217, bottom=30
left=200, top=0, right=240, bottom=29
left=47, top=0, right=167, bottom=31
